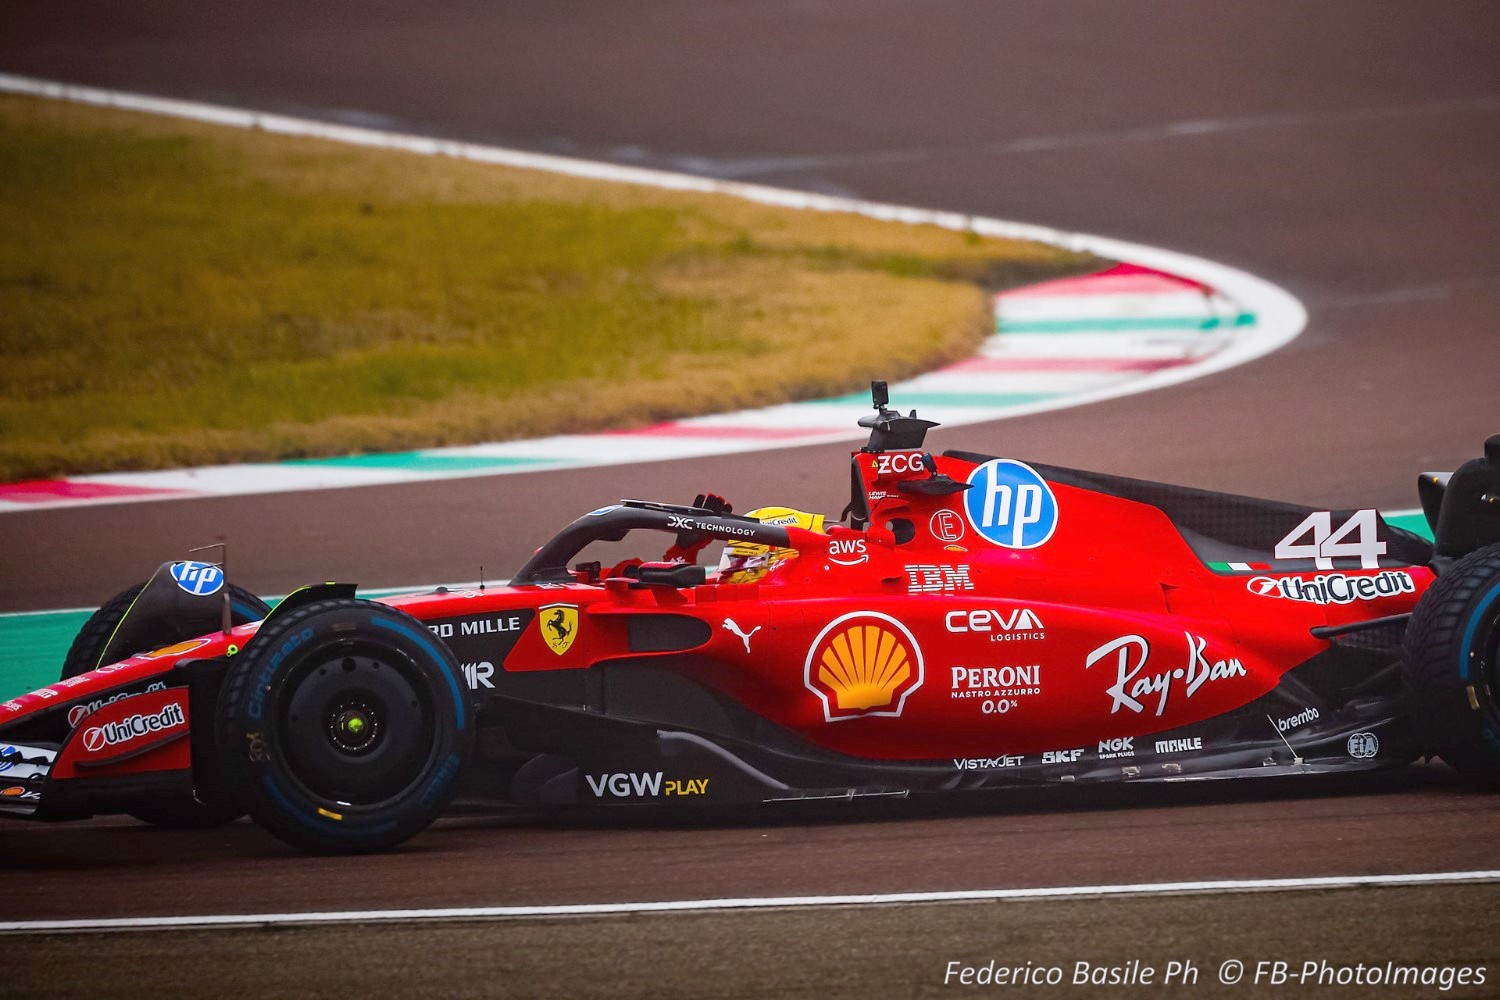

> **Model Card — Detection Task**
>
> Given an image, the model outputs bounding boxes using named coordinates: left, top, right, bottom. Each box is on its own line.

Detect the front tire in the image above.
left=62, top=580, right=270, bottom=828
left=216, top=598, right=472, bottom=853
left=62, top=582, right=270, bottom=680
left=1402, top=543, right=1500, bottom=784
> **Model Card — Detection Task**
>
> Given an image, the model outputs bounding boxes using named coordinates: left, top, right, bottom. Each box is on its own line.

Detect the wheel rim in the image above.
left=276, top=640, right=438, bottom=808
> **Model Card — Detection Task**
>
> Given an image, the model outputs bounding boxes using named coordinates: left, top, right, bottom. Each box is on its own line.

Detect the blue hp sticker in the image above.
left=586, top=505, right=621, bottom=516
left=0, top=747, right=14, bottom=773
left=170, top=561, right=224, bottom=596
left=963, top=459, right=1058, bottom=549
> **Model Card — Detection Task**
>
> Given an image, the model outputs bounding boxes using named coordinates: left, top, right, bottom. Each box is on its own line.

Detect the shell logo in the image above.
left=804, top=612, right=924, bottom=722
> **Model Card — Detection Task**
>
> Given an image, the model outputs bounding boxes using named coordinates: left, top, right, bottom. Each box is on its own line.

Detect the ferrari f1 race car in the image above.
left=3, top=384, right=1499, bottom=853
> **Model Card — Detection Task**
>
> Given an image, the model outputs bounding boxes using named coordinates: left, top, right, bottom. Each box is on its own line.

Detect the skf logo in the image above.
left=538, top=604, right=578, bottom=656
left=804, top=612, right=924, bottom=722
left=905, top=565, right=973, bottom=593
left=1041, top=748, right=1084, bottom=764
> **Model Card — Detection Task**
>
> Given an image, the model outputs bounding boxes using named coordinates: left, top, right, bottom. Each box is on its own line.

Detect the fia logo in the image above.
left=1346, top=732, right=1380, bottom=759
left=169, top=561, right=224, bottom=597
left=962, top=460, right=1058, bottom=549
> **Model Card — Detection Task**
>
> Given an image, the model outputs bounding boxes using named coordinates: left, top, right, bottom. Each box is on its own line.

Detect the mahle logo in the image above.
left=804, top=613, right=924, bottom=722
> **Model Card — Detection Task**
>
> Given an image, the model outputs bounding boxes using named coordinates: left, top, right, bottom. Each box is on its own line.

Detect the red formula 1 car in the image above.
left=3, top=384, right=1499, bottom=852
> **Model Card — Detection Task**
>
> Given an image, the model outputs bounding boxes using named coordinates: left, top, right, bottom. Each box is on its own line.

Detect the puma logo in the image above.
left=722, top=618, right=761, bottom=655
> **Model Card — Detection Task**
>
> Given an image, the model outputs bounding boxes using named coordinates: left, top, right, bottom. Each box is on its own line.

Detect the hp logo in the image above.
left=169, top=561, right=224, bottom=597
left=963, top=459, right=1058, bottom=549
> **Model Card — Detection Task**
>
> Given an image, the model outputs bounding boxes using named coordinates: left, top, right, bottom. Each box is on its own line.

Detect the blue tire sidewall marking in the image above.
left=962, top=459, right=1059, bottom=549
left=370, top=615, right=466, bottom=730
left=1458, top=580, right=1500, bottom=684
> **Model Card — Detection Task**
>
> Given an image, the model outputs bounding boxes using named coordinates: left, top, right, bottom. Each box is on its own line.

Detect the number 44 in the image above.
left=1274, top=509, right=1387, bottom=569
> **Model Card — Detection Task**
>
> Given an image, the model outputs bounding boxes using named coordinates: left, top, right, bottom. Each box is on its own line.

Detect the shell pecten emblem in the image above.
left=539, top=604, right=579, bottom=656
left=804, top=612, right=924, bottom=722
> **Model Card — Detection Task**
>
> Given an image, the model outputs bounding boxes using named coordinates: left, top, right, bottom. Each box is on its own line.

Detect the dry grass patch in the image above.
left=0, top=95, right=1100, bottom=480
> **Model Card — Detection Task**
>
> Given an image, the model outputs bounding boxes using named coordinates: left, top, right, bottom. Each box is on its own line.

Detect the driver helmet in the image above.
left=717, top=506, right=825, bottom=584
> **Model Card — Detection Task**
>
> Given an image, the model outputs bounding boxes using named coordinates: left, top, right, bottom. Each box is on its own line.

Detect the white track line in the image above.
left=4, top=870, right=1495, bottom=935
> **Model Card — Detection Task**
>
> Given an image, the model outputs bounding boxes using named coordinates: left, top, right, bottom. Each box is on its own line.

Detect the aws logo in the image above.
left=804, top=612, right=924, bottom=722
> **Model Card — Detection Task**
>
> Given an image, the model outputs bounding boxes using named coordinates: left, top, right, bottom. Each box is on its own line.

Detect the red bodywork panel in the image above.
left=1, top=448, right=1434, bottom=783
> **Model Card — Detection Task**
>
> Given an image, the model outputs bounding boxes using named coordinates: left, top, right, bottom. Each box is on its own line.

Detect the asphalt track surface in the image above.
left=3, top=3, right=1500, bottom=996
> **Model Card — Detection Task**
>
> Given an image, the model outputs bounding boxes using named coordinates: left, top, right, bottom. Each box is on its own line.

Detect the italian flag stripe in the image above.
left=1209, top=561, right=1272, bottom=573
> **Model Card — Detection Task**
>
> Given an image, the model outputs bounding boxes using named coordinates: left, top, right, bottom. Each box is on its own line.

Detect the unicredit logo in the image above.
left=1245, top=570, right=1415, bottom=606
left=81, top=703, right=185, bottom=753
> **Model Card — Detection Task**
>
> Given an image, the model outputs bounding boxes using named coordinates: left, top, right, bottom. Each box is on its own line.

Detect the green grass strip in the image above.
left=999, top=313, right=1256, bottom=334
left=289, top=453, right=553, bottom=472
left=809, top=390, right=1060, bottom=407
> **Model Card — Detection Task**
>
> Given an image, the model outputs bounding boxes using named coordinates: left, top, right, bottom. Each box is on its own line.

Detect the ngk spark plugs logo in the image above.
left=81, top=703, right=186, bottom=754
left=1246, top=570, right=1415, bottom=605
left=804, top=613, right=924, bottom=722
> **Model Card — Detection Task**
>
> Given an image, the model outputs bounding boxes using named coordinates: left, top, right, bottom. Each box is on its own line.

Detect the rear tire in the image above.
left=61, top=580, right=270, bottom=828
left=1402, top=543, right=1500, bottom=784
left=216, top=598, right=472, bottom=853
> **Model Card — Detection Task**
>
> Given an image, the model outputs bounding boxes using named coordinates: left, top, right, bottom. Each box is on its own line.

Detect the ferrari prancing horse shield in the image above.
left=539, top=603, right=579, bottom=656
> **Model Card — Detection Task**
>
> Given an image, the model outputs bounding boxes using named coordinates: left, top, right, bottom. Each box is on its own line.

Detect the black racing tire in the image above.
left=61, top=583, right=271, bottom=680
left=125, top=798, right=244, bottom=829
left=1402, top=543, right=1500, bottom=785
left=216, top=598, right=473, bottom=854
left=61, top=580, right=270, bottom=829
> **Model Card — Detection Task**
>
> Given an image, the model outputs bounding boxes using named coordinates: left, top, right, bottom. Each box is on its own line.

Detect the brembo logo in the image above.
left=81, top=704, right=185, bottom=753
left=1246, top=571, right=1415, bottom=605
left=1275, top=707, right=1320, bottom=732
